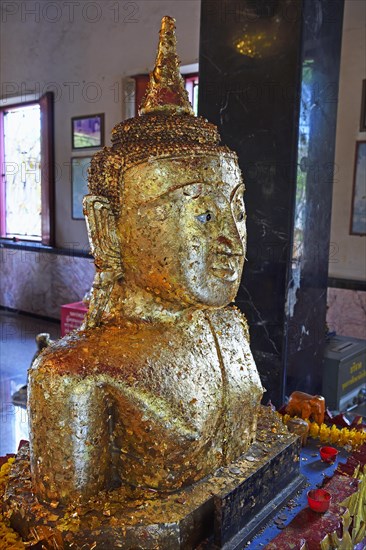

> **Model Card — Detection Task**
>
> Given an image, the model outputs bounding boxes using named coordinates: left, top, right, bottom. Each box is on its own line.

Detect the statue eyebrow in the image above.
left=182, top=183, right=203, bottom=198
left=140, top=180, right=242, bottom=206
left=141, top=182, right=205, bottom=205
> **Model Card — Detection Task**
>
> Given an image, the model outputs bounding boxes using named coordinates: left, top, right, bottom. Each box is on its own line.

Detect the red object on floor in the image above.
left=264, top=503, right=347, bottom=550
left=307, top=489, right=331, bottom=513
left=61, top=301, right=88, bottom=336
left=320, top=446, right=338, bottom=463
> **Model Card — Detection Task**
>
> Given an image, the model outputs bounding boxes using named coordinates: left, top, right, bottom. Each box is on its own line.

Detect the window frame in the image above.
left=132, top=72, right=199, bottom=116
left=183, top=73, right=199, bottom=113
left=0, top=92, right=55, bottom=246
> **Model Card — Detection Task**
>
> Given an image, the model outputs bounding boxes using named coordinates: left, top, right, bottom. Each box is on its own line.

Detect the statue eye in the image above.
left=196, top=211, right=213, bottom=224
left=237, top=211, right=245, bottom=222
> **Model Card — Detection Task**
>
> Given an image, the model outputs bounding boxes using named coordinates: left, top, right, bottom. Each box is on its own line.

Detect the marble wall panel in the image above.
left=0, top=248, right=95, bottom=319
left=327, top=288, right=366, bottom=340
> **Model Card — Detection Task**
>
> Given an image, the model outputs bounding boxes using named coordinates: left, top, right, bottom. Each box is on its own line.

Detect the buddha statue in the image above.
left=28, top=16, right=264, bottom=506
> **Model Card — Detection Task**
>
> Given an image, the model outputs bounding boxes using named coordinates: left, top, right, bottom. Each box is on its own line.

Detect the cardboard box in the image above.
left=61, top=301, right=88, bottom=336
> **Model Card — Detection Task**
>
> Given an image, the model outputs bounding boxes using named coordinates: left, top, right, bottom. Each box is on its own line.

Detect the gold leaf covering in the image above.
left=27, top=16, right=264, bottom=510
left=139, top=16, right=194, bottom=116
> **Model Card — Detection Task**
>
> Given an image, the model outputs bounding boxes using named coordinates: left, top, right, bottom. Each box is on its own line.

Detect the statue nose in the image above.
left=217, top=227, right=243, bottom=256
left=217, top=236, right=232, bottom=248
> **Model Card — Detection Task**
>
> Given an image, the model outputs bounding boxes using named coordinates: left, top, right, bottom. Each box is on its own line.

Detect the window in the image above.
left=184, top=74, right=199, bottom=115
left=131, top=73, right=199, bottom=117
left=0, top=92, right=54, bottom=245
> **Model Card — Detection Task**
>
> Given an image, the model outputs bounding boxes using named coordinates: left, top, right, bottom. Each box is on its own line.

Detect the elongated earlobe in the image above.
left=82, top=195, right=123, bottom=328
left=83, top=195, right=121, bottom=271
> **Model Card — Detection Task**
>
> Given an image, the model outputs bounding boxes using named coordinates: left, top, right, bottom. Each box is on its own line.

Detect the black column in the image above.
left=199, top=0, right=344, bottom=405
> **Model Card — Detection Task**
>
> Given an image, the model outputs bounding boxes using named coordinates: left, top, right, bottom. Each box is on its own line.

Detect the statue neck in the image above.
left=112, top=283, right=198, bottom=323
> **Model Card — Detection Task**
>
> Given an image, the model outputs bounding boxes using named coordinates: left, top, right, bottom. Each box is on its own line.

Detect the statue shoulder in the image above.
left=30, top=320, right=173, bottom=379
left=30, top=330, right=93, bottom=377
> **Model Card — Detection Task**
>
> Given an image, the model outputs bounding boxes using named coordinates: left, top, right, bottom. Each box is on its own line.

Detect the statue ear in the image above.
left=83, top=195, right=121, bottom=272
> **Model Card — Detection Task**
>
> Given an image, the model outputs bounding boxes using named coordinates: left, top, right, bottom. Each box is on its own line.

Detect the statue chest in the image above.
left=105, top=310, right=262, bottom=488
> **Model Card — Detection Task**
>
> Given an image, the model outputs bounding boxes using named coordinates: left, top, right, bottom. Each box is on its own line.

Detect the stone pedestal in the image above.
left=3, top=408, right=304, bottom=549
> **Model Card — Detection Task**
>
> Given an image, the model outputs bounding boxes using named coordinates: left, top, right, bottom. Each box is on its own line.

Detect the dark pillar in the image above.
left=199, top=0, right=344, bottom=405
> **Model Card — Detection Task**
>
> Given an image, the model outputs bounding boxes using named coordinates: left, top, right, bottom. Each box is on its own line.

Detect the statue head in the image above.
left=84, top=17, right=246, bottom=325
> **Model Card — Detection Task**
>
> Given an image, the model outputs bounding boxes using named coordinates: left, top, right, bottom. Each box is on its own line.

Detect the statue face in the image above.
left=118, top=155, right=246, bottom=308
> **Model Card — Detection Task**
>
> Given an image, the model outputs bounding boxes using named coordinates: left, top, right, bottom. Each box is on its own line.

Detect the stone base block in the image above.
left=3, top=407, right=305, bottom=549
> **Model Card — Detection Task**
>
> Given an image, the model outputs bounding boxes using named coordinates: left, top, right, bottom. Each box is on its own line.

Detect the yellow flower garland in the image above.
left=0, top=458, right=25, bottom=549
left=281, top=413, right=366, bottom=449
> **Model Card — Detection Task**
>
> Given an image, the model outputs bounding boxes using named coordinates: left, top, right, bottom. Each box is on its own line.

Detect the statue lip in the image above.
left=211, top=257, right=240, bottom=282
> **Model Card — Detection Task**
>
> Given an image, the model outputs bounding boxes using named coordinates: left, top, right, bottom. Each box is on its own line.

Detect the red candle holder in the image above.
left=307, top=489, right=331, bottom=513
left=319, top=446, right=339, bottom=463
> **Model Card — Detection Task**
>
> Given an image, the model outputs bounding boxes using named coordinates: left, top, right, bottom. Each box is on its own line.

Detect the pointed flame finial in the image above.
left=139, top=16, right=194, bottom=116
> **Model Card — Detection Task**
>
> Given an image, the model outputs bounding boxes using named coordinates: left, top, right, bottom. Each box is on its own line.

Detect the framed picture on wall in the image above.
left=361, top=80, right=366, bottom=132
left=350, top=141, right=366, bottom=235
left=71, top=156, right=92, bottom=219
left=71, top=113, right=104, bottom=149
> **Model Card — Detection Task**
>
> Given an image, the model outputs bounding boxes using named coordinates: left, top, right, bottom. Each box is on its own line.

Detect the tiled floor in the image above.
left=0, top=310, right=60, bottom=455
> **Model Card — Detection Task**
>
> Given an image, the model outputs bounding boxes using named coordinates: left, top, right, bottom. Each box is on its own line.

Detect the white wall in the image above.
left=329, top=0, right=366, bottom=281
left=0, top=0, right=201, bottom=249
left=1, top=0, right=364, bottom=279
